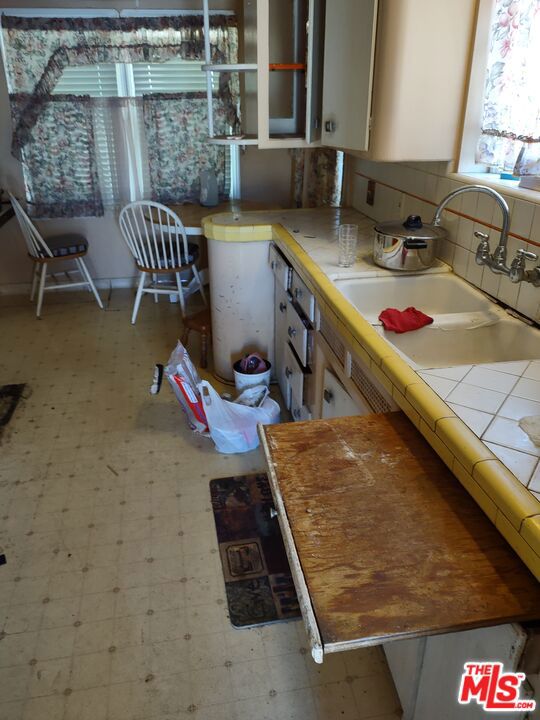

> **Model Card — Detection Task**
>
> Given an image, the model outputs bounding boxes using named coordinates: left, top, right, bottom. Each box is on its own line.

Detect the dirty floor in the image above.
left=0, top=289, right=401, bottom=720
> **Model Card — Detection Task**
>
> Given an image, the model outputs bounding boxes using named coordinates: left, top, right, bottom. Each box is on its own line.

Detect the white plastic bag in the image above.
left=165, top=341, right=209, bottom=434
left=199, top=380, right=280, bottom=454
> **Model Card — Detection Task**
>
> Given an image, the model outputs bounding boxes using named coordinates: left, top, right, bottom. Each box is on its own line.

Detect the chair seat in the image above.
left=41, top=233, right=88, bottom=258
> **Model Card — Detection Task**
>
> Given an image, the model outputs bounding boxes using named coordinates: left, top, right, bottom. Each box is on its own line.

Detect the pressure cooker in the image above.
left=373, top=214, right=447, bottom=272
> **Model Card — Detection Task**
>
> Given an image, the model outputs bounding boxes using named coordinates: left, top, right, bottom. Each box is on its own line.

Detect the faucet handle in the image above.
left=474, top=230, right=491, bottom=266
left=474, top=230, right=490, bottom=241
left=509, top=248, right=539, bottom=283
left=516, top=248, right=538, bottom=261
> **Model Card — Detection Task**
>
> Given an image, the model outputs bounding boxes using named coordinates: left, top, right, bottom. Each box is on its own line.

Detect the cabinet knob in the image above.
left=323, top=388, right=334, bottom=403
left=288, top=326, right=297, bottom=338
left=269, top=507, right=278, bottom=519
left=294, top=287, right=303, bottom=299
left=285, top=367, right=292, bottom=379
left=324, top=120, right=336, bottom=133
left=279, top=302, right=287, bottom=313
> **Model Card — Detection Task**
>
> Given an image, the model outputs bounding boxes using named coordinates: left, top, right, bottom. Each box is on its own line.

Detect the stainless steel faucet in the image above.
left=432, top=184, right=540, bottom=286
left=432, top=184, right=510, bottom=272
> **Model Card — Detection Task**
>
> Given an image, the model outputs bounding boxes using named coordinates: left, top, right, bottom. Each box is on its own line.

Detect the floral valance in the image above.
left=2, top=15, right=237, bottom=91
left=476, top=0, right=540, bottom=176
left=2, top=14, right=239, bottom=156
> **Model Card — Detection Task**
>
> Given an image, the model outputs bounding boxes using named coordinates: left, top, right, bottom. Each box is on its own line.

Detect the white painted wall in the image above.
left=0, top=0, right=293, bottom=289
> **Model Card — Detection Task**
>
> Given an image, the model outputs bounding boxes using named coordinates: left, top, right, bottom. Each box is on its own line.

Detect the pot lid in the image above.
left=374, top=215, right=447, bottom=241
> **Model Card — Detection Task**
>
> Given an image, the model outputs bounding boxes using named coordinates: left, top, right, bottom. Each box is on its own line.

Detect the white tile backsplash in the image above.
left=348, top=156, right=540, bottom=322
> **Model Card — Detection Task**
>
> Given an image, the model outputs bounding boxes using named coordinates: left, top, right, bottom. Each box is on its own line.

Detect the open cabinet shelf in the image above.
left=202, top=0, right=324, bottom=149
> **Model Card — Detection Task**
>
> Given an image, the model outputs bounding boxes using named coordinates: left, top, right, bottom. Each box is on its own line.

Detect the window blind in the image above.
left=53, top=60, right=233, bottom=205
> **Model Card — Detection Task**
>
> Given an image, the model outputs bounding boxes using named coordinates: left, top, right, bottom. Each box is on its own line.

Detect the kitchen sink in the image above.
left=335, top=274, right=495, bottom=322
left=378, top=317, right=540, bottom=369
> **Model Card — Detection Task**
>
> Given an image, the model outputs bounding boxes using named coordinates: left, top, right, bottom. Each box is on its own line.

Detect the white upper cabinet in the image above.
left=369, top=0, right=477, bottom=161
left=321, top=0, right=478, bottom=161
left=256, top=0, right=325, bottom=148
left=321, top=0, right=378, bottom=152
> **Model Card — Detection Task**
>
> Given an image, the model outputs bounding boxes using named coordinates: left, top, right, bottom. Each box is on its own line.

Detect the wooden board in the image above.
left=261, top=413, right=540, bottom=656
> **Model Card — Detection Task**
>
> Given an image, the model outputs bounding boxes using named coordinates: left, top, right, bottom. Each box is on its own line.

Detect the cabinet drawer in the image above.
left=284, top=342, right=306, bottom=406
left=291, top=271, right=315, bottom=322
left=290, top=389, right=312, bottom=422
left=275, top=286, right=292, bottom=409
left=269, top=243, right=291, bottom=291
left=286, top=302, right=311, bottom=367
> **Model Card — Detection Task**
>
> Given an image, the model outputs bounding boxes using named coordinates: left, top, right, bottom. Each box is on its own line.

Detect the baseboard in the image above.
left=0, top=269, right=209, bottom=296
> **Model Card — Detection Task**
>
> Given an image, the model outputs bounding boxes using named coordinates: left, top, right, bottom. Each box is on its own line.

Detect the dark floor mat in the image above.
left=210, top=473, right=301, bottom=628
left=0, top=384, right=25, bottom=427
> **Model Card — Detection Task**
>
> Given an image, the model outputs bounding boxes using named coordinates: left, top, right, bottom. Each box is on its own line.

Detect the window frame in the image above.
left=457, top=0, right=540, bottom=197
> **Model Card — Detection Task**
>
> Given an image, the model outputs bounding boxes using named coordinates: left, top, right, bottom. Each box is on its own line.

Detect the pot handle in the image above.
left=403, top=238, right=428, bottom=250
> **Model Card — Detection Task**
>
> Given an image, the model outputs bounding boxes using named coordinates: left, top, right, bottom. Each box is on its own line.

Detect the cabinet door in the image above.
left=305, top=0, right=325, bottom=144
left=321, top=368, right=366, bottom=418
left=275, top=286, right=292, bottom=409
left=321, top=0, right=378, bottom=151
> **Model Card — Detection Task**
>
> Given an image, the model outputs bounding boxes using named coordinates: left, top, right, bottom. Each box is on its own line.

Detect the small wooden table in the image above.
left=148, top=200, right=276, bottom=235
left=260, top=413, right=540, bottom=663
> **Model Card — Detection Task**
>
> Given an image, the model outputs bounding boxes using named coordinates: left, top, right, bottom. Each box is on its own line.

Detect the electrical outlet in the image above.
left=366, top=180, right=376, bottom=206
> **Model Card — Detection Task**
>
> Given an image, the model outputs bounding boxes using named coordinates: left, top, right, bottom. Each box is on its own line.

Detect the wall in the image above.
left=346, top=155, right=540, bottom=323
left=0, top=0, right=293, bottom=290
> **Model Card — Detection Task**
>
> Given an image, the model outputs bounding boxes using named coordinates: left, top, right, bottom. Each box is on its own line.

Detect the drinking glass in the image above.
left=338, top=224, right=358, bottom=267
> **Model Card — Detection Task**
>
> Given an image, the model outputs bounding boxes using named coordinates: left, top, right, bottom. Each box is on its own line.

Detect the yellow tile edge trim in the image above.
left=522, top=515, right=540, bottom=557
left=495, top=512, right=540, bottom=581
left=203, top=214, right=540, bottom=579
left=202, top=217, right=274, bottom=242
left=473, top=459, right=540, bottom=532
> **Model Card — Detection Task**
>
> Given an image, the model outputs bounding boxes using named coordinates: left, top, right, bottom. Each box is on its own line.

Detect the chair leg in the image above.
left=192, top=265, right=207, bottom=305
left=30, top=262, right=39, bottom=301
left=36, top=263, right=47, bottom=318
left=200, top=331, right=208, bottom=369
left=152, top=273, right=159, bottom=303
left=77, top=258, right=104, bottom=310
left=132, top=272, right=146, bottom=325
left=175, top=273, right=186, bottom=317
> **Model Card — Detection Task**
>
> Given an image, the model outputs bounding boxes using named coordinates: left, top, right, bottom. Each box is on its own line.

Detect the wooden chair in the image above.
left=118, top=201, right=206, bottom=324
left=10, top=194, right=104, bottom=318
left=181, top=308, right=212, bottom=369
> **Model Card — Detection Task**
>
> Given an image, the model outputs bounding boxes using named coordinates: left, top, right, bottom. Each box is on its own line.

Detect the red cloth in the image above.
left=378, top=307, right=434, bottom=333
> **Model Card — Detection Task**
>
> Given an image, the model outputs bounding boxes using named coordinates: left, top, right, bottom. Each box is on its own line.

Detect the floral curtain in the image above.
left=476, top=0, right=540, bottom=175
left=143, top=93, right=232, bottom=204
left=11, top=95, right=103, bottom=218
left=1, top=15, right=239, bottom=217
left=291, top=148, right=344, bottom=207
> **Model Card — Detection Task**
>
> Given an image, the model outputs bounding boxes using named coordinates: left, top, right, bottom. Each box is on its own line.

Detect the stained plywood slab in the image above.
left=261, top=413, right=540, bottom=652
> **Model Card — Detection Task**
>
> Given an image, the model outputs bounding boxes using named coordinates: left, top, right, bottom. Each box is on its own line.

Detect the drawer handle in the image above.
left=294, top=287, right=303, bottom=299
left=279, top=302, right=287, bottom=313
left=323, top=388, right=333, bottom=403
left=285, top=366, right=292, bottom=379
left=269, top=507, right=278, bottom=519
left=288, top=326, right=297, bottom=338
left=270, top=260, right=275, bottom=269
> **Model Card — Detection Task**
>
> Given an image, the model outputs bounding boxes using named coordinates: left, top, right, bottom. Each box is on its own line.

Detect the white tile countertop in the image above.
left=420, top=361, right=540, bottom=500
left=207, top=207, right=450, bottom=279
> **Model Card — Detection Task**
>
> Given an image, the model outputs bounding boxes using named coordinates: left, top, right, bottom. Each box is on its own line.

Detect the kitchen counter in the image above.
left=203, top=208, right=540, bottom=580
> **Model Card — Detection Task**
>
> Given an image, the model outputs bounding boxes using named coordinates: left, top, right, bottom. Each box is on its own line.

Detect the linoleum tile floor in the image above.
left=0, top=290, right=401, bottom=720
